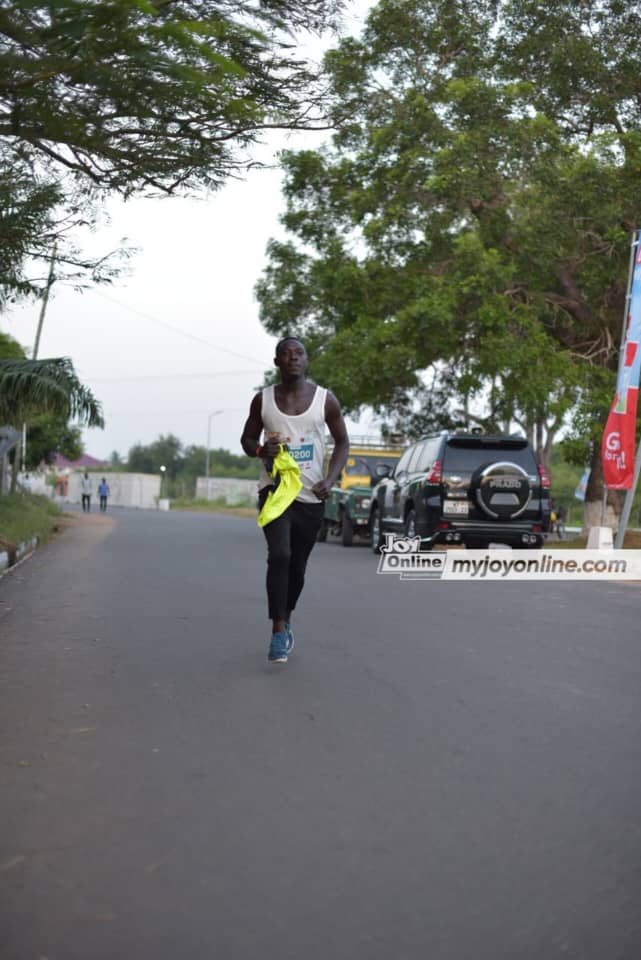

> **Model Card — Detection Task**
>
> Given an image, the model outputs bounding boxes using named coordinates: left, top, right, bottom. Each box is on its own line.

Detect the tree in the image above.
left=256, top=0, right=641, bottom=520
left=124, top=438, right=260, bottom=496
left=1, top=0, right=344, bottom=193
left=25, top=413, right=83, bottom=469
left=0, top=330, right=97, bottom=479
left=127, top=434, right=183, bottom=479
left=0, top=0, right=344, bottom=304
left=0, top=356, right=104, bottom=427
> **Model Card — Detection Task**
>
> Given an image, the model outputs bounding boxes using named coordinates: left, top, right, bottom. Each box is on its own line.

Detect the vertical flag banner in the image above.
left=602, top=232, right=641, bottom=489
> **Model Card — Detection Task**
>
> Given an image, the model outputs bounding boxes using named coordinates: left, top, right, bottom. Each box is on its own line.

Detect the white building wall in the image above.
left=196, top=477, right=258, bottom=504
left=66, top=472, right=161, bottom=509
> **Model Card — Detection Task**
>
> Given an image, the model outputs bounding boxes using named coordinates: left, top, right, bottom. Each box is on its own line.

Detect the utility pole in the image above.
left=20, top=243, right=57, bottom=475
left=33, top=243, right=58, bottom=360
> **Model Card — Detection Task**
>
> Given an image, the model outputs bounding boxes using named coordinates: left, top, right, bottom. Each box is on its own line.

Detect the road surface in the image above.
left=1, top=508, right=640, bottom=959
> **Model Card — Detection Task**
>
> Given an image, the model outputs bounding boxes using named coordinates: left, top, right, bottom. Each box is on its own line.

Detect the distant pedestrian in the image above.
left=98, top=477, right=110, bottom=512
left=81, top=471, right=92, bottom=512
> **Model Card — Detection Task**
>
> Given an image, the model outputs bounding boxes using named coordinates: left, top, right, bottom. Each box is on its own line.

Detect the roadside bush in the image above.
left=0, top=493, right=62, bottom=546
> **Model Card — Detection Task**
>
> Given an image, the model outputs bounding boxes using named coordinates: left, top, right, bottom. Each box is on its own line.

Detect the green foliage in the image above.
left=25, top=413, right=83, bottom=468
left=127, top=434, right=183, bottom=478
left=0, top=492, right=61, bottom=545
left=0, top=332, right=93, bottom=480
left=123, top=436, right=259, bottom=496
left=256, top=0, right=641, bottom=484
left=0, top=330, right=26, bottom=359
left=0, top=0, right=343, bottom=305
left=0, top=356, right=104, bottom=427
left=548, top=447, right=584, bottom=524
left=0, top=0, right=343, bottom=195
left=205, top=447, right=261, bottom=479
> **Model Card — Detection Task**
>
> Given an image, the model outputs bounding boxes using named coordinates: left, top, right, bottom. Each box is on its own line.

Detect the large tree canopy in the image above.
left=0, top=0, right=344, bottom=193
left=0, top=0, right=344, bottom=303
left=256, top=0, right=641, bottom=499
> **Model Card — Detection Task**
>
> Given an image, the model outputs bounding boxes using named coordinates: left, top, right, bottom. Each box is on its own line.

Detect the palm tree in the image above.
left=0, top=356, right=104, bottom=427
left=0, top=355, right=104, bottom=491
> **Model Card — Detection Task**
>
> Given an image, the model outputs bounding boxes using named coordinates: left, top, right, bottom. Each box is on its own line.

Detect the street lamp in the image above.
left=205, top=410, right=224, bottom=481
left=159, top=464, right=166, bottom=499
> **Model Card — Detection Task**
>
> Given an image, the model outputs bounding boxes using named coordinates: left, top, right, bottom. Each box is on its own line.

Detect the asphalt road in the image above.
left=1, top=507, right=640, bottom=960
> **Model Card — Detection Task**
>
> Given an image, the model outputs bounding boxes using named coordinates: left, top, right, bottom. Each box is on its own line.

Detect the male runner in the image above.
left=241, top=337, right=349, bottom=663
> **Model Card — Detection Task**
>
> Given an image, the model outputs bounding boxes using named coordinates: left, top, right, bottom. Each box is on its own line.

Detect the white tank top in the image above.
left=259, top=383, right=328, bottom=503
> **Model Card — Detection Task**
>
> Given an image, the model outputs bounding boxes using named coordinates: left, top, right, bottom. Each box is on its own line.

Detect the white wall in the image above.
left=66, top=472, right=161, bottom=509
left=196, top=477, right=258, bottom=504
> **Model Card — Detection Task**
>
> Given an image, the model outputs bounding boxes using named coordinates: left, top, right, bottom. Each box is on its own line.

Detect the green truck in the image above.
left=318, top=440, right=403, bottom=546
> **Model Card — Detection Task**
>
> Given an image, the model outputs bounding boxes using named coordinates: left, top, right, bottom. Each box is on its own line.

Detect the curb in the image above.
left=0, top=536, right=38, bottom=578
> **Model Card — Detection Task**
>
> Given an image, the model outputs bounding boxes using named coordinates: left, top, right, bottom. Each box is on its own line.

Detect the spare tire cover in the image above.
left=473, top=461, right=532, bottom=519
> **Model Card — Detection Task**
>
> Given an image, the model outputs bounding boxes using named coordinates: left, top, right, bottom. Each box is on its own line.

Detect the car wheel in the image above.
left=341, top=510, right=354, bottom=547
left=371, top=505, right=383, bottom=553
left=405, top=508, right=417, bottom=539
left=317, top=518, right=328, bottom=543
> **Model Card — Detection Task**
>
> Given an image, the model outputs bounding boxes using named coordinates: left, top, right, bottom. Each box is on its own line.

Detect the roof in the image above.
left=52, top=453, right=108, bottom=469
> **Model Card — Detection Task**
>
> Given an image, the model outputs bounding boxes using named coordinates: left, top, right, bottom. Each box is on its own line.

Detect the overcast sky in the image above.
left=3, top=2, right=374, bottom=462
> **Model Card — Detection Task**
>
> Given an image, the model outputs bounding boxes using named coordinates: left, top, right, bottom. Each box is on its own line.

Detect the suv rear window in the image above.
left=443, top=438, right=537, bottom=473
left=345, top=455, right=399, bottom=476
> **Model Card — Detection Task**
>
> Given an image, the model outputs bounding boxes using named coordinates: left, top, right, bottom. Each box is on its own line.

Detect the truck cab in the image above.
left=319, top=438, right=404, bottom=546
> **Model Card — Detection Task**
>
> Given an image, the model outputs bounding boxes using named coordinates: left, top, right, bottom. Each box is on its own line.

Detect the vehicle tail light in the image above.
left=532, top=525, right=542, bottom=532
left=427, top=460, right=442, bottom=483
left=437, top=521, right=450, bottom=529
left=537, top=464, right=551, bottom=488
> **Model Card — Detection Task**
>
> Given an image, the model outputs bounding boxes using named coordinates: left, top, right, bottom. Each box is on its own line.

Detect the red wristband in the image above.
left=255, top=445, right=263, bottom=458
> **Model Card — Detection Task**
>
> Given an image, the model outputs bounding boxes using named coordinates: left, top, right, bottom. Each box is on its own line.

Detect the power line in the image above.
left=90, top=288, right=270, bottom=367
left=88, top=370, right=261, bottom=382
left=103, top=408, right=248, bottom=416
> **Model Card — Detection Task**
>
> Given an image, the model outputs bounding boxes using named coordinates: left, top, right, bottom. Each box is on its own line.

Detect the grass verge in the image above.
left=0, top=493, right=63, bottom=549
left=547, top=530, right=641, bottom=549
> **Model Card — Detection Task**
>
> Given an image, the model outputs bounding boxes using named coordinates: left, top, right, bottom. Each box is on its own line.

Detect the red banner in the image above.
left=602, top=233, right=641, bottom=489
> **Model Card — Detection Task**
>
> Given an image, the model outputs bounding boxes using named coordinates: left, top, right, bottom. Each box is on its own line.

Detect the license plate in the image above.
left=443, top=500, right=469, bottom=515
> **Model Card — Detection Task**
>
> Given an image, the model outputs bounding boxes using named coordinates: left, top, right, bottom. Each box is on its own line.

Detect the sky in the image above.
left=3, top=1, right=374, bottom=463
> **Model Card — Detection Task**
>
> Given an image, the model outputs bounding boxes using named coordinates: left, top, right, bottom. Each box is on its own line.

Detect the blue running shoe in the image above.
left=268, top=631, right=289, bottom=663
left=285, top=622, right=295, bottom=655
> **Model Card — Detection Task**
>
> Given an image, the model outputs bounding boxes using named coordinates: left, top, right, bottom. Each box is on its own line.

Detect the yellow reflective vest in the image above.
left=257, top=448, right=303, bottom=527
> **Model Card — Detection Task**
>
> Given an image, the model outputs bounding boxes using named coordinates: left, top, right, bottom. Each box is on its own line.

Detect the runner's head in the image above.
left=275, top=336, right=308, bottom=380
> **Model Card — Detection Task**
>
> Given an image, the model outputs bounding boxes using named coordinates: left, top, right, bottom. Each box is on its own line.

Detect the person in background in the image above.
left=80, top=471, right=92, bottom=512
left=98, top=477, right=110, bottom=513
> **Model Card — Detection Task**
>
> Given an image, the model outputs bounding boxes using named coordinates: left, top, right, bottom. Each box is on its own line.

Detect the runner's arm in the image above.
left=240, top=393, right=281, bottom=458
left=311, top=391, right=349, bottom=499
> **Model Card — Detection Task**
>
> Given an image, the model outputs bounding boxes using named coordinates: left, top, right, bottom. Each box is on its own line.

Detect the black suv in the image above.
left=370, top=431, right=551, bottom=551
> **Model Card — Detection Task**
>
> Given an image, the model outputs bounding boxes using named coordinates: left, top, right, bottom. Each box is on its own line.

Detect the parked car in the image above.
left=318, top=441, right=403, bottom=546
left=369, top=431, right=551, bottom=551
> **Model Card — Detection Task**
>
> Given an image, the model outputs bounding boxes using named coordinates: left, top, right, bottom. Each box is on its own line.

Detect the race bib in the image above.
left=289, top=444, right=315, bottom=471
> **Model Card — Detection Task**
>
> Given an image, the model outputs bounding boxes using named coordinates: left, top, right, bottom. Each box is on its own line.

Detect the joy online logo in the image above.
left=378, top=534, right=446, bottom=578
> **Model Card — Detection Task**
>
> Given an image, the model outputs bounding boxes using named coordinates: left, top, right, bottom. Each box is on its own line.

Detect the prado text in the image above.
left=376, top=536, right=641, bottom=581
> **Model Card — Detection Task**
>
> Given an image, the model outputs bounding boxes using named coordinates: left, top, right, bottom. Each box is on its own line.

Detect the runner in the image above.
left=241, top=336, right=349, bottom=663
